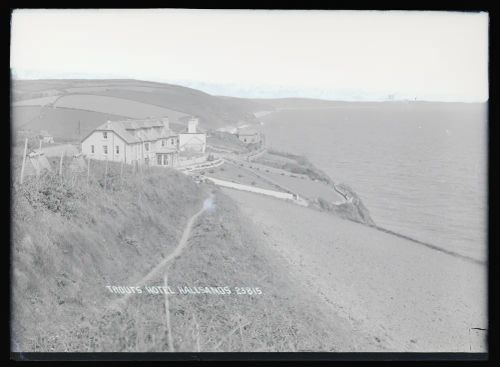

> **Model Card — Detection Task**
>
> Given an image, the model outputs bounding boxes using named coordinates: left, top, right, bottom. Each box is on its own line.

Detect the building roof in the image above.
left=237, top=128, right=259, bottom=136
left=95, top=121, right=140, bottom=143
left=118, top=118, right=166, bottom=130
left=82, top=118, right=176, bottom=144
left=179, top=135, right=206, bottom=146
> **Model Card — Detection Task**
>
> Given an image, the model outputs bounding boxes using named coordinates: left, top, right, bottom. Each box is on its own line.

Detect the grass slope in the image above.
left=11, top=159, right=206, bottom=351
left=11, top=151, right=362, bottom=351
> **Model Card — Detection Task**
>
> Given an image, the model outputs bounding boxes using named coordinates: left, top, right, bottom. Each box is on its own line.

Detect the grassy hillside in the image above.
left=11, top=151, right=363, bottom=351
left=11, top=79, right=274, bottom=140
left=11, top=158, right=207, bottom=351
left=53, top=94, right=188, bottom=120
left=206, top=131, right=248, bottom=153
left=12, top=106, right=129, bottom=142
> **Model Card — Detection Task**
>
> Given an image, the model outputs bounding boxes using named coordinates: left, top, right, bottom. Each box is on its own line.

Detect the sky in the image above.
left=10, top=9, right=489, bottom=102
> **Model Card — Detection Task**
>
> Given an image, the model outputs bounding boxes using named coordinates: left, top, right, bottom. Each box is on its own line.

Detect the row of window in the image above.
left=89, top=142, right=165, bottom=155
left=90, top=145, right=119, bottom=154
left=161, top=138, right=178, bottom=147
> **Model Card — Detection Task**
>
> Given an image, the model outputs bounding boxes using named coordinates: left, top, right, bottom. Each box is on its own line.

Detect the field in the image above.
left=249, top=152, right=344, bottom=203
left=12, top=106, right=129, bottom=142
left=11, top=79, right=274, bottom=139
left=204, top=162, right=278, bottom=191
left=249, top=165, right=343, bottom=203
left=257, top=151, right=299, bottom=166
left=53, top=94, right=189, bottom=120
left=12, top=95, right=60, bottom=106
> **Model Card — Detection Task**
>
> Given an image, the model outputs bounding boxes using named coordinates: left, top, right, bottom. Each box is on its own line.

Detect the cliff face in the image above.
left=315, top=183, right=375, bottom=226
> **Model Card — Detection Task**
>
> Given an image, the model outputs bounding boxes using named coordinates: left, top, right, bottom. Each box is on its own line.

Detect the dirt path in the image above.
left=110, top=193, right=215, bottom=308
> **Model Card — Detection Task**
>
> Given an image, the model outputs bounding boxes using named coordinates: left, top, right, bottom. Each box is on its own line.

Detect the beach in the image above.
left=224, top=188, right=487, bottom=352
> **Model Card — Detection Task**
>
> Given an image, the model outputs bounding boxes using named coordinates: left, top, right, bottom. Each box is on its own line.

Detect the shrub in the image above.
left=19, top=173, right=86, bottom=218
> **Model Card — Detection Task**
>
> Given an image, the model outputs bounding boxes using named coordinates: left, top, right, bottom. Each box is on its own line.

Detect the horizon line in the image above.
left=11, top=73, right=488, bottom=104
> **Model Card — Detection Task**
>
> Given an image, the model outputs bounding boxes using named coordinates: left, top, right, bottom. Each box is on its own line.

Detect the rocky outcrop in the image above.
left=315, top=183, right=375, bottom=226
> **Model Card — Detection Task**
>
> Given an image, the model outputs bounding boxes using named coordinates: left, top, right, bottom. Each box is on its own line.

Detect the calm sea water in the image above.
left=260, top=103, right=487, bottom=262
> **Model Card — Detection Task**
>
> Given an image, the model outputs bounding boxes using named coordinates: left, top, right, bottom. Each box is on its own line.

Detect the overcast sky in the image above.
left=10, top=9, right=489, bottom=102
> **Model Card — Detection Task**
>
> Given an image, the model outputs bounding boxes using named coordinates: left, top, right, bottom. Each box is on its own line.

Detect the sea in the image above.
left=259, top=102, right=487, bottom=262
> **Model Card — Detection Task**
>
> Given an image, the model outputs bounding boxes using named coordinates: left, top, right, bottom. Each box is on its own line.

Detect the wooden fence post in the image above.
left=19, top=138, right=28, bottom=184
left=120, top=159, right=124, bottom=188
left=59, top=150, right=64, bottom=177
left=193, top=313, right=201, bottom=352
left=164, top=274, right=174, bottom=352
left=104, top=157, right=109, bottom=190
left=87, top=157, right=91, bottom=184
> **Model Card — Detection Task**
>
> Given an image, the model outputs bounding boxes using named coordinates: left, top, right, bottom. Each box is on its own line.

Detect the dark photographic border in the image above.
left=4, top=2, right=494, bottom=363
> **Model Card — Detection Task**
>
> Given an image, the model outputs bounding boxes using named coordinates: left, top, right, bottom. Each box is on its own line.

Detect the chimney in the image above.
left=188, top=117, right=198, bottom=133
left=162, top=117, right=170, bottom=130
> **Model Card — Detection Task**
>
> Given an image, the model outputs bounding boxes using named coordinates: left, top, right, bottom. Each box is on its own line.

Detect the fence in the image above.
left=204, top=176, right=296, bottom=201
left=16, top=145, right=161, bottom=194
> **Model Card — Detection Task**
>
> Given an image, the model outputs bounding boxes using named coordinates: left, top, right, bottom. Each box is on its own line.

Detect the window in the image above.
left=171, top=138, right=175, bottom=145
left=91, top=145, right=94, bottom=153
left=162, top=140, right=165, bottom=147
left=157, top=154, right=162, bottom=165
left=116, top=145, right=120, bottom=154
left=103, top=132, right=107, bottom=139
left=145, top=143, right=149, bottom=151
left=103, top=145, right=108, bottom=154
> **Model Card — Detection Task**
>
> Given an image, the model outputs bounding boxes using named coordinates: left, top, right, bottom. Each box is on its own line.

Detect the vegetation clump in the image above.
left=18, top=174, right=85, bottom=218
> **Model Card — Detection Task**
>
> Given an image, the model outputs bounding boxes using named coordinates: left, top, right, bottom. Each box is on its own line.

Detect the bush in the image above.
left=19, top=173, right=86, bottom=218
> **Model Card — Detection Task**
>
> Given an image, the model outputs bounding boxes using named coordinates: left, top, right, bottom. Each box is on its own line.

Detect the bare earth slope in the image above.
left=223, top=189, right=487, bottom=352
